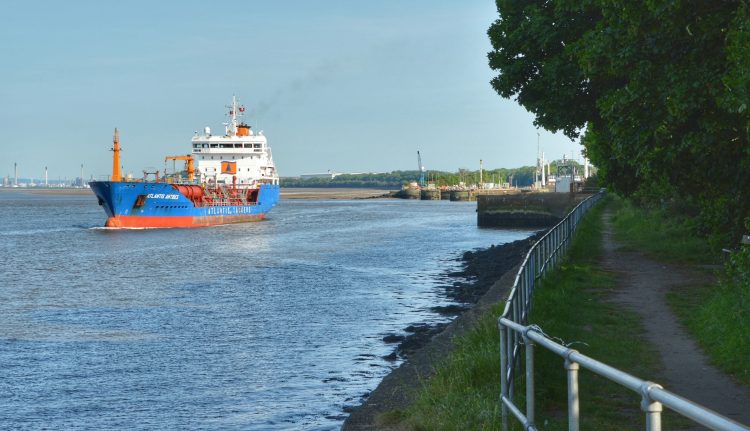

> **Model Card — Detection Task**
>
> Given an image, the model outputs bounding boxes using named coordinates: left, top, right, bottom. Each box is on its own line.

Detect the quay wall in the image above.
left=477, top=192, right=589, bottom=228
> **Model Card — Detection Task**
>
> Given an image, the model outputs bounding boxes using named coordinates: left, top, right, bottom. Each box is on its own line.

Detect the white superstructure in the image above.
left=191, top=96, right=279, bottom=187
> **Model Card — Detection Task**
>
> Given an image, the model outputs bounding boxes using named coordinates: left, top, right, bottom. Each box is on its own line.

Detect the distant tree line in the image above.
left=488, top=1, right=750, bottom=248
left=280, top=162, right=583, bottom=189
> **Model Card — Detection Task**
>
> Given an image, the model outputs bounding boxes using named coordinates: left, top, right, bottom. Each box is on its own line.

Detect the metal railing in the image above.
left=497, top=191, right=750, bottom=431
left=499, top=319, right=749, bottom=431
left=499, top=191, right=604, bottom=365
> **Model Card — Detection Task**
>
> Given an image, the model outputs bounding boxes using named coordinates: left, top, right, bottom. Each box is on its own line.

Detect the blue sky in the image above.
left=0, top=0, right=582, bottom=180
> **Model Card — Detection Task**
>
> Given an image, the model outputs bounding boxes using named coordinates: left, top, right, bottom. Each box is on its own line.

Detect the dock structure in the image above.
left=449, top=190, right=473, bottom=201
left=476, top=191, right=591, bottom=228
left=420, top=189, right=441, bottom=200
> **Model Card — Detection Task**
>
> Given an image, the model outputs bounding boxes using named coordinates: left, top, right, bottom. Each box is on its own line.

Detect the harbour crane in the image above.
left=417, top=151, right=426, bottom=187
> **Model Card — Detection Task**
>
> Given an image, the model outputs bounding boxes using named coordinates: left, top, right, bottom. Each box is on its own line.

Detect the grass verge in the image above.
left=609, top=196, right=750, bottom=387
left=608, top=196, right=717, bottom=265
left=392, top=196, right=686, bottom=430
left=664, top=285, right=750, bottom=385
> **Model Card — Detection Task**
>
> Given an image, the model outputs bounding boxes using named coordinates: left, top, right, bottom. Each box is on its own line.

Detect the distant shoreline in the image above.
left=0, top=187, right=92, bottom=195
left=281, top=188, right=395, bottom=200
left=0, top=187, right=397, bottom=200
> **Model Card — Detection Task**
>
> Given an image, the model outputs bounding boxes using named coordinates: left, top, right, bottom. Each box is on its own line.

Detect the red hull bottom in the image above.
left=105, top=214, right=266, bottom=228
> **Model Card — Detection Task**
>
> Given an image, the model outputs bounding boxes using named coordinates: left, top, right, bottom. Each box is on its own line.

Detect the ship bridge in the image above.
left=191, top=96, right=278, bottom=186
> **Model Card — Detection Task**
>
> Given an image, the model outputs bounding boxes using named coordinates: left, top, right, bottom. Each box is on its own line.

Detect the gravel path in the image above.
left=601, top=209, right=750, bottom=427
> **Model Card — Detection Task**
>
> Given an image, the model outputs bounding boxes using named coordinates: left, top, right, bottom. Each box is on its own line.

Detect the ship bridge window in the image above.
left=219, top=143, right=231, bottom=148
left=193, top=144, right=200, bottom=149
left=210, top=144, right=218, bottom=148
left=253, top=144, right=262, bottom=148
left=234, top=143, right=242, bottom=148
left=243, top=143, right=252, bottom=148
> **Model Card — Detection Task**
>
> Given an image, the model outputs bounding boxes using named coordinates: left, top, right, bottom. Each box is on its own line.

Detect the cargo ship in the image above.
left=90, top=97, right=280, bottom=228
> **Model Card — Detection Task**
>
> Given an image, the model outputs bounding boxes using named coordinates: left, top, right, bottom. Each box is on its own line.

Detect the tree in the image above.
left=488, top=0, right=750, bottom=245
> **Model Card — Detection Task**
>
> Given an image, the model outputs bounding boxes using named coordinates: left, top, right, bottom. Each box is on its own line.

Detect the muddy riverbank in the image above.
left=343, top=230, right=545, bottom=430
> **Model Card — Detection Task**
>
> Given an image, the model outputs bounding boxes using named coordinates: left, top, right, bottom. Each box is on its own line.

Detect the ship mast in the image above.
left=112, top=128, right=122, bottom=181
left=230, top=95, right=238, bottom=136
left=226, top=95, right=247, bottom=137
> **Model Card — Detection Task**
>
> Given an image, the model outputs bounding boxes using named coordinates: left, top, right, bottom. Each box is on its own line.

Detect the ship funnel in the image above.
left=236, top=123, right=251, bottom=136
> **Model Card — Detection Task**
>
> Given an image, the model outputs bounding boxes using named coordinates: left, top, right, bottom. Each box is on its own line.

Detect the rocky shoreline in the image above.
left=343, top=230, right=546, bottom=430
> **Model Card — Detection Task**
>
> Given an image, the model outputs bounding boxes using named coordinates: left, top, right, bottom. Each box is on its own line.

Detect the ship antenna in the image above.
left=226, top=95, right=246, bottom=136
left=231, top=95, right=238, bottom=136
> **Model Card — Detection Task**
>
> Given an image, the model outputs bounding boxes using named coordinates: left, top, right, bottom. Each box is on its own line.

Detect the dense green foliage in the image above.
left=488, top=1, right=750, bottom=246
left=396, top=199, right=686, bottom=429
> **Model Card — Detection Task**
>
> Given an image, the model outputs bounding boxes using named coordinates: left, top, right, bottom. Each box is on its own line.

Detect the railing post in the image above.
left=499, top=321, right=508, bottom=431
left=565, top=356, right=580, bottom=431
left=507, top=322, right=515, bottom=403
left=497, top=192, right=606, bottom=431
left=544, top=232, right=555, bottom=272
left=512, top=300, right=519, bottom=361
left=525, top=332, right=535, bottom=428
left=640, top=382, right=663, bottom=431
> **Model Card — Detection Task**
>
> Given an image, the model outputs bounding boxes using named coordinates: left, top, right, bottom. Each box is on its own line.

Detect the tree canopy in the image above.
left=489, top=0, right=750, bottom=245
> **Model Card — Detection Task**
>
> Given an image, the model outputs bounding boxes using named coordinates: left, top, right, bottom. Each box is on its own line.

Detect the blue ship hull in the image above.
left=89, top=181, right=280, bottom=228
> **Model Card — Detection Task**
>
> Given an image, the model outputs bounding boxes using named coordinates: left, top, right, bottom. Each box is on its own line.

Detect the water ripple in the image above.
left=0, top=194, right=533, bottom=430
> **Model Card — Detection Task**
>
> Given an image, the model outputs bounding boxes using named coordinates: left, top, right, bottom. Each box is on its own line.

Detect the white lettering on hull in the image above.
left=206, top=206, right=258, bottom=216
left=146, top=193, right=180, bottom=200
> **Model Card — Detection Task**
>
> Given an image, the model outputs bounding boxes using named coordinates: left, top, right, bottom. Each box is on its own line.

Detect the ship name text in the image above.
left=147, top=193, right=180, bottom=200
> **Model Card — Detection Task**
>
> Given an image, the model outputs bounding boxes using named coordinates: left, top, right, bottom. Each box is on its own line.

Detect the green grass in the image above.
left=611, top=197, right=750, bottom=387
left=666, top=278, right=750, bottom=386
left=391, top=196, right=688, bottom=430
left=689, top=286, right=750, bottom=385
left=609, top=196, right=717, bottom=265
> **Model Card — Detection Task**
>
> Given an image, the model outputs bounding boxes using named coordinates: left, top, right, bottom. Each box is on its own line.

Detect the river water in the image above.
left=0, top=191, right=532, bottom=430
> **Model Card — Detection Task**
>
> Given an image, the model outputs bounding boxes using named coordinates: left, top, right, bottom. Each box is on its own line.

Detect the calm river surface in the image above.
left=0, top=191, right=532, bottom=430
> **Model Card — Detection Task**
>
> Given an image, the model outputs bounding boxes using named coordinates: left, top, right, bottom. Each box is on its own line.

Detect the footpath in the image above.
left=343, top=208, right=750, bottom=430
left=601, top=209, right=750, bottom=426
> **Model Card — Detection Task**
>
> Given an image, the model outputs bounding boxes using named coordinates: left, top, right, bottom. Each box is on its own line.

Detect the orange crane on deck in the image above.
left=164, top=155, right=195, bottom=182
